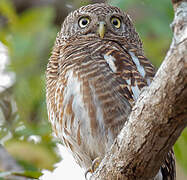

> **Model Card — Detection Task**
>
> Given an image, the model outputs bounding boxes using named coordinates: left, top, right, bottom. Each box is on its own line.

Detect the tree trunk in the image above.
left=91, top=0, right=187, bottom=179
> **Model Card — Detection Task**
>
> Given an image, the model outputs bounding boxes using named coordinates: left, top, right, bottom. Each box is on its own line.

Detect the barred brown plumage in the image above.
left=46, top=3, right=176, bottom=179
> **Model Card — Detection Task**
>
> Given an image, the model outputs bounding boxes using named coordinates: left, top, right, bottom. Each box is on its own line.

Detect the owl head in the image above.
left=58, top=3, right=142, bottom=50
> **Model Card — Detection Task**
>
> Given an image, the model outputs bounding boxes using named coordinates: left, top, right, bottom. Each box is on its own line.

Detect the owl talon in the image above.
left=91, top=157, right=101, bottom=172
left=85, top=168, right=92, bottom=180
left=85, top=157, right=101, bottom=180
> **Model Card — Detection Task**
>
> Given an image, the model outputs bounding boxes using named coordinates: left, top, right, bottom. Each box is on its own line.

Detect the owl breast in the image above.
left=51, top=39, right=133, bottom=169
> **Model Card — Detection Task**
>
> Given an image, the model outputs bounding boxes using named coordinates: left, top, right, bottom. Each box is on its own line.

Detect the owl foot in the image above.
left=85, top=157, right=101, bottom=180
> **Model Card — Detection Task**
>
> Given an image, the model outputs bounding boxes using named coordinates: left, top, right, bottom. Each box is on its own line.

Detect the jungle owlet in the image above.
left=46, top=3, right=175, bottom=179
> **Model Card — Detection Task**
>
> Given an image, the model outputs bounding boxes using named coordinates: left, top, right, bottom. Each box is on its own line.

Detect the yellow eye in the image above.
left=78, top=17, right=90, bottom=28
left=111, top=17, right=121, bottom=28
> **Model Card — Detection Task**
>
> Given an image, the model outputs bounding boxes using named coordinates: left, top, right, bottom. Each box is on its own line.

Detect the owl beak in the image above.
left=98, top=21, right=106, bottom=39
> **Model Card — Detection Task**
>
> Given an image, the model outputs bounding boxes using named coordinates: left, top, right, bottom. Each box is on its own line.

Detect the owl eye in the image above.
left=78, top=17, right=90, bottom=28
left=111, top=17, right=121, bottom=28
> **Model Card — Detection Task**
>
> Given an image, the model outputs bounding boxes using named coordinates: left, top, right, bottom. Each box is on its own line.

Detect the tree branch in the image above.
left=91, top=1, right=187, bottom=179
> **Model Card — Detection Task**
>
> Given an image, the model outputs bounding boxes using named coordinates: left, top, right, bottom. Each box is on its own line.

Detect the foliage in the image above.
left=0, top=0, right=59, bottom=177
left=0, top=170, right=42, bottom=179
left=0, top=0, right=186, bottom=178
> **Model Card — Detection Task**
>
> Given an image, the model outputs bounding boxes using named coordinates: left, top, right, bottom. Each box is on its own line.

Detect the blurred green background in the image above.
left=0, top=0, right=186, bottom=179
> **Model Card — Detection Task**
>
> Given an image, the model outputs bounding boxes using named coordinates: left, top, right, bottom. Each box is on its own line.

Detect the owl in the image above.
left=46, top=3, right=175, bottom=179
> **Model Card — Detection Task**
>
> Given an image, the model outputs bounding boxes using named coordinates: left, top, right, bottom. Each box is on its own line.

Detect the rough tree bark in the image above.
left=91, top=0, right=187, bottom=179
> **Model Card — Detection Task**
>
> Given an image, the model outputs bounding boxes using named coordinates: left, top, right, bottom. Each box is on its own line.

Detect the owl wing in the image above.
left=103, top=46, right=155, bottom=105
left=103, top=46, right=175, bottom=180
left=161, top=149, right=176, bottom=180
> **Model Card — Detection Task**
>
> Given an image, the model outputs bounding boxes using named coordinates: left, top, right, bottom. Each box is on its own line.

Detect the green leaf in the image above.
left=174, top=128, right=187, bottom=174
left=0, top=171, right=42, bottom=179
